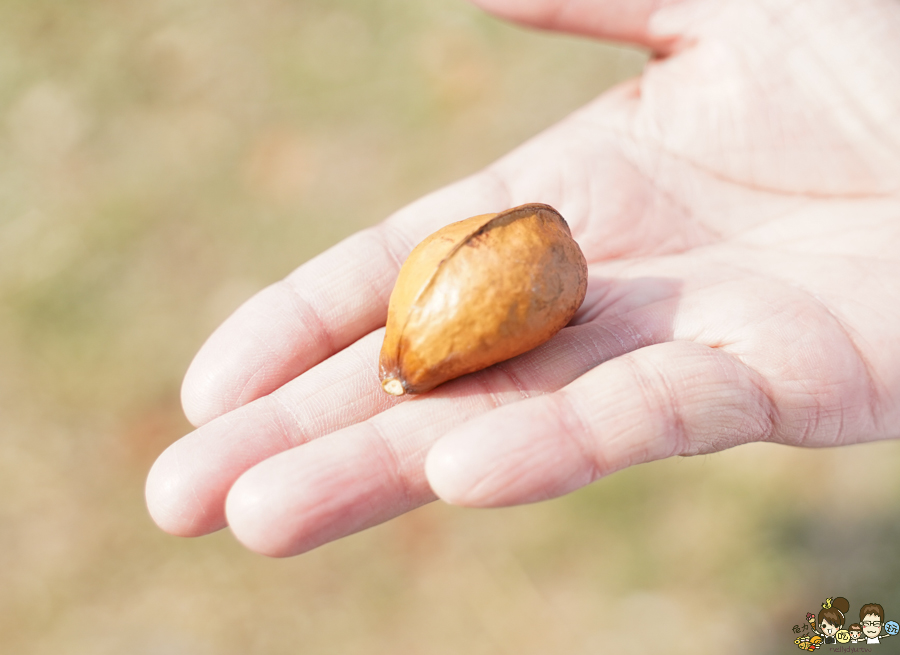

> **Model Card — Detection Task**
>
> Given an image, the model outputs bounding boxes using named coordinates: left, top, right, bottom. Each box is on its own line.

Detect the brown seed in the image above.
left=378, top=203, right=587, bottom=395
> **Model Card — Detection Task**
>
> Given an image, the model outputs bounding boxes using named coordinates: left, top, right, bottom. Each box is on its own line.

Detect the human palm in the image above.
left=146, top=0, right=900, bottom=556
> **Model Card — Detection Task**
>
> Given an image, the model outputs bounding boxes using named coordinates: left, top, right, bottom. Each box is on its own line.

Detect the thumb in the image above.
left=468, top=0, right=680, bottom=52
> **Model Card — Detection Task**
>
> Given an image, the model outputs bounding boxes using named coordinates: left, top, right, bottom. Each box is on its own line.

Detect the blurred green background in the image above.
left=2, top=1, right=900, bottom=653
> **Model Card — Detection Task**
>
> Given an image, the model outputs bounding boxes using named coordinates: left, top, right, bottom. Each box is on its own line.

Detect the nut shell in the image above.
left=379, top=203, right=588, bottom=395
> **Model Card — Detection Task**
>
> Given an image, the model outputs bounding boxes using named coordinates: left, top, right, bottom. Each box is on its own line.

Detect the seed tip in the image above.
left=382, top=378, right=405, bottom=396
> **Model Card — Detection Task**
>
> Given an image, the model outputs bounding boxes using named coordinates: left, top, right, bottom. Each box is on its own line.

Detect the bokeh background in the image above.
left=2, top=0, right=900, bottom=653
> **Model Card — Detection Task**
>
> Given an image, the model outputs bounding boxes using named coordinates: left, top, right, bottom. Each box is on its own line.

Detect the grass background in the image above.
left=2, top=0, right=900, bottom=653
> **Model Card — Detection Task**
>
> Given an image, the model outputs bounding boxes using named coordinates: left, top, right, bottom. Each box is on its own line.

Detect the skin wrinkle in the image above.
left=487, top=112, right=715, bottom=258
left=280, top=276, right=338, bottom=361
left=590, top=321, right=637, bottom=361
left=348, top=332, right=388, bottom=389
left=491, top=360, right=533, bottom=400
left=315, top=375, right=370, bottom=426
left=614, top=300, right=674, bottom=339
left=562, top=328, right=602, bottom=371
left=239, top=397, right=293, bottom=463
left=727, top=302, right=854, bottom=450
left=620, top=129, right=713, bottom=249
left=797, top=290, right=884, bottom=438
left=801, top=3, right=900, bottom=157
left=603, top=256, right=656, bottom=281
left=653, top=195, right=718, bottom=256
left=571, top=297, right=619, bottom=330
left=271, top=338, right=401, bottom=442
left=731, top=236, right=900, bottom=269
left=696, top=186, right=810, bottom=244
left=593, top=322, right=634, bottom=356
left=276, top=227, right=407, bottom=375
left=728, top=205, right=813, bottom=243
left=452, top=394, right=587, bottom=506
left=631, top=349, right=690, bottom=459
left=791, top=387, right=823, bottom=450
left=625, top=118, right=899, bottom=200
left=573, top=277, right=679, bottom=326
left=371, top=222, right=412, bottom=279
left=492, top=121, right=580, bottom=207
left=835, top=402, right=846, bottom=449
left=267, top=392, right=310, bottom=450
left=203, top=282, right=321, bottom=420
left=216, top=314, right=285, bottom=413
left=705, top=250, right=885, bottom=439
left=747, top=369, right=780, bottom=445
left=552, top=389, right=605, bottom=483
left=216, top=408, right=239, bottom=432
left=568, top=148, right=602, bottom=243
left=470, top=374, right=511, bottom=412
left=605, top=136, right=721, bottom=256
left=682, top=349, right=772, bottom=455
left=564, top=320, right=642, bottom=372
left=230, top=363, right=272, bottom=414
left=729, top=14, right=796, bottom=187
left=571, top=274, right=624, bottom=324
left=454, top=441, right=540, bottom=506
left=558, top=131, right=616, bottom=236
left=363, top=420, right=420, bottom=514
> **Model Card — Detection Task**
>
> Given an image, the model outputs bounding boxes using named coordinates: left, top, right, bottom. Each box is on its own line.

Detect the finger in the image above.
left=220, top=295, right=678, bottom=557
left=221, top=320, right=640, bottom=557
left=147, top=330, right=399, bottom=537
left=425, top=340, right=776, bottom=507
left=149, top=273, right=681, bottom=540
left=180, top=173, right=511, bottom=427
left=468, top=0, right=681, bottom=53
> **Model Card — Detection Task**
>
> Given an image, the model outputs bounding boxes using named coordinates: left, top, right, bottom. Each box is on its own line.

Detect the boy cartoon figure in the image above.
left=816, top=597, right=850, bottom=645
left=848, top=624, right=863, bottom=643
left=860, top=603, right=893, bottom=644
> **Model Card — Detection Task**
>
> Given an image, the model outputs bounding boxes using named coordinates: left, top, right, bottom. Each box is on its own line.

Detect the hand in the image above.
left=146, top=0, right=900, bottom=556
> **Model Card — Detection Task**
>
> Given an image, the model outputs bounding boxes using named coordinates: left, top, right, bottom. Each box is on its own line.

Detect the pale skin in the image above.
left=820, top=620, right=838, bottom=639
left=862, top=614, right=889, bottom=641
left=145, top=0, right=900, bottom=556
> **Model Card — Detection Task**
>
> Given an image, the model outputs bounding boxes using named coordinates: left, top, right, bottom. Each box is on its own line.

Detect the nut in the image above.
left=379, top=203, right=587, bottom=395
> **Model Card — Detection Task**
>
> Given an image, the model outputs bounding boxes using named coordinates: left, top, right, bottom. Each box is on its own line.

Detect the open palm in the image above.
left=146, top=0, right=900, bottom=556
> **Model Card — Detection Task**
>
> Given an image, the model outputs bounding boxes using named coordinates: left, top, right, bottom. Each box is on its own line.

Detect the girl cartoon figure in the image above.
left=816, top=597, right=850, bottom=645
left=848, top=624, right=863, bottom=644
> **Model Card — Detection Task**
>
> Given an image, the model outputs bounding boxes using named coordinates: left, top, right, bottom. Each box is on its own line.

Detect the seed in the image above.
left=379, top=203, right=587, bottom=395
